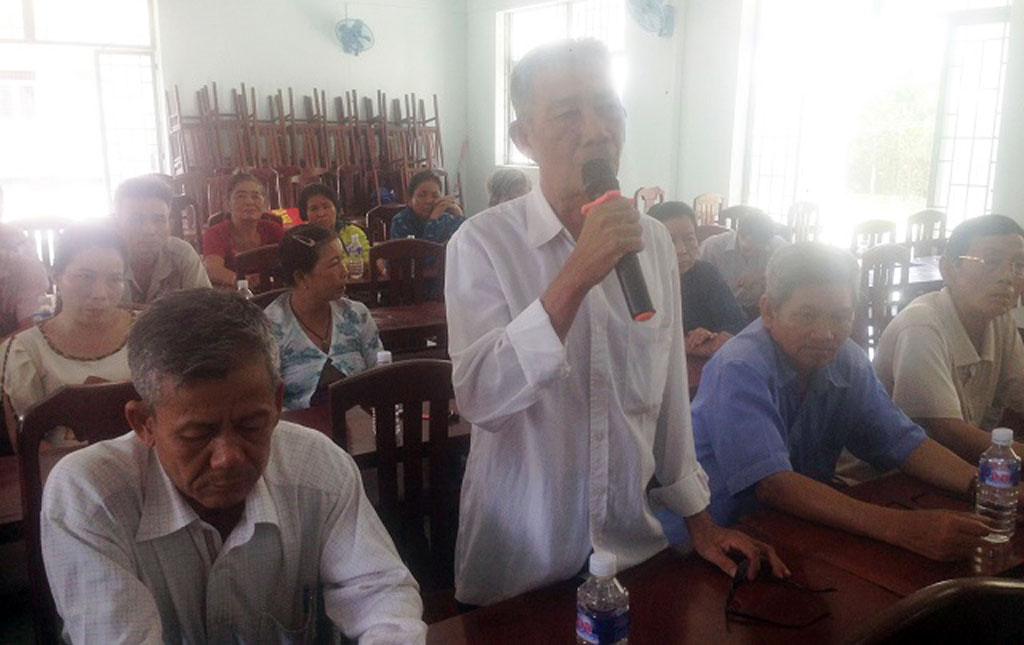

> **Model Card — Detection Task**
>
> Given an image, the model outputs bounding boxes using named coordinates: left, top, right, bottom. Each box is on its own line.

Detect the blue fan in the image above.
left=335, top=18, right=374, bottom=56
left=627, top=0, right=675, bottom=38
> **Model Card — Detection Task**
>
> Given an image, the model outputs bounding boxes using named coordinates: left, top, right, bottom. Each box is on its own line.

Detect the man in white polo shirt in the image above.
left=875, top=214, right=1024, bottom=463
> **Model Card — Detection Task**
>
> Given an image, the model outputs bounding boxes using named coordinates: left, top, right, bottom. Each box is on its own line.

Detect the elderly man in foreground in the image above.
left=41, top=289, right=425, bottom=643
left=692, top=243, right=992, bottom=561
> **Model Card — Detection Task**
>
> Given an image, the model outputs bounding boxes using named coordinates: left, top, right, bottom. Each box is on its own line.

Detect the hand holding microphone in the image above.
left=578, top=159, right=656, bottom=322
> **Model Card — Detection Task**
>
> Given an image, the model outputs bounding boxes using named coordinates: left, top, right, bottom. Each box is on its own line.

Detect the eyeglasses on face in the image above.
left=956, top=255, right=1024, bottom=279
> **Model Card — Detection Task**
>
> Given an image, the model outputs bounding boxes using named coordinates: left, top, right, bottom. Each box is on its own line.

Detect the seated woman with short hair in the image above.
left=389, top=171, right=465, bottom=243
left=649, top=201, right=748, bottom=358
left=2, top=225, right=134, bottom=448
left=298, top=182, right=370, bottom=266
left=202, top=173, right=284, bottom=286
left=264, top=224, right=383, bottom=410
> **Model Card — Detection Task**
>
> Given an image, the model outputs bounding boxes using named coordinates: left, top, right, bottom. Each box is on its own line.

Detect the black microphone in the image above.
left=581, top=159, right=656, bottom=322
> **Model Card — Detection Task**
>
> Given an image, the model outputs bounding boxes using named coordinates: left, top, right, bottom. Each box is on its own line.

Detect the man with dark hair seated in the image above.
left=699, top=208, right=788, bottom=319
left=41, top=289, right=425, bottom=643
left=114, top=175, right=210, bottom=305
left=649, top=201, right=747, bottom=357
left=692, top=242, right=992, bottom=562
left=875, top=214, right=1024, bottom=462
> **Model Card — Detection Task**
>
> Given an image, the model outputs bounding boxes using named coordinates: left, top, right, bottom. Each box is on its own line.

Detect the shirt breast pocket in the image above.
left=624, top=323, right=672, bottom=416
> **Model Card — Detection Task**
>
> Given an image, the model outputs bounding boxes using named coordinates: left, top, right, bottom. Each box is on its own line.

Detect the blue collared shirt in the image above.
left=691, top=318, right=927, bottom=526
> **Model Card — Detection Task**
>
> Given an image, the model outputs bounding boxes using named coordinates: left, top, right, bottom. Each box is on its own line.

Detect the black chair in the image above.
left=849, top=577, right=1024, bottom=643
left=18, top=381, right=139, bottom=644
left=234, top=243, right=284, bottom=293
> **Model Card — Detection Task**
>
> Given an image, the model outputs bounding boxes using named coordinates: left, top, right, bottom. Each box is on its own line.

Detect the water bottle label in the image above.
left=980, top=461, right=1022, bottom=489
left=575, top=607, right=629, bottom=644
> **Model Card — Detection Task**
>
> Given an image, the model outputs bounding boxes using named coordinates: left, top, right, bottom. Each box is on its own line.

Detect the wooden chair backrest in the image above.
left=718, top=205, right=761, bottom=230
left=693, top=193, right=726, bottom=226
left=633, top=186, right=665, bottom=213
left=369, top=239, right=445, bottom=306
left=252, top=287, right=288, bottom=309
left=18, top=381, right=139, bottom=644
left=787, top=202, right=820, bottom=242
left=366, top=204, right=407, bottom=243
left=905, top=209, right=947, bottom=258
left=855, top=243, right=911, bottom=352
left=234, top=243, right=283, bottom=293
left=851, top=219, right=897, bottom=254
left=328, top=359, right=465, bottom=592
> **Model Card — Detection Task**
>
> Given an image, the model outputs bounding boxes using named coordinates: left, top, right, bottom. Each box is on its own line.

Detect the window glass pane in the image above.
left=0, top=0, right=24, bottom=39
left=0, top=44, right=115, bottom=222
left=34, top=0, right=151, bottom=45
left=97, top=52, right=161, bottom=189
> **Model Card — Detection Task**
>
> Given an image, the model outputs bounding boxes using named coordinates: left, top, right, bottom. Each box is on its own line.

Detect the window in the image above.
left=742, top=0, right=1012, bottom=242
left=497, top=0, right=625, bottom=166
left=0, top=0, right=161, bottom=224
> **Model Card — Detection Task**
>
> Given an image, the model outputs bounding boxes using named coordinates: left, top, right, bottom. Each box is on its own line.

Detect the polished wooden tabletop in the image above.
left=428, top=472, right=1022, bottom=643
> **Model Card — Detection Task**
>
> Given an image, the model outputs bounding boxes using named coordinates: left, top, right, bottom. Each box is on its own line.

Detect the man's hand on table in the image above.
left=685, top=328, right=731, bottom=358
left=891, top=509, right=992, bottom=561
left=685, top=510, right=790, bottom=581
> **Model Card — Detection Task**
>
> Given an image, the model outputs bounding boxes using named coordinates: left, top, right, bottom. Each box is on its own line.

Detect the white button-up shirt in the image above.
left=445, top=187, right=710, bottom=606
left=41, top=422, right=426, bottom=644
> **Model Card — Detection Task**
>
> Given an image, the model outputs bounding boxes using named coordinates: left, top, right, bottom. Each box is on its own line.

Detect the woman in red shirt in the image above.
left=202, top=173, right=283, bottom=286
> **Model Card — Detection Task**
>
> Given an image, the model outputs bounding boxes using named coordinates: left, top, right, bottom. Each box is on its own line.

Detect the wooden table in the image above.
left=429, top=473, right=1024, bottom=643
left=370, top=301, right=447, bottom=351
left=427, top=545, right=899, bottom=644
left=741, top=473, right=1024, bottom=597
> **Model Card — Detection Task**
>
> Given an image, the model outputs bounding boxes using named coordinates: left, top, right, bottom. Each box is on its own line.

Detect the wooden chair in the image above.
left=328, top=359, right=466, bottom=622
left=366, top=203, right=407, bottom=243
left=693, top=193, right=725, bottom=226
left=251, top=287, right=288, bottom=309
left=633, top=186, right=664, bottom=213
left=849, top=577, right=1024, bottom=643
left=14, top=217, right=71, bottom=273
left=18, top=381, right=140, bottom=644
left=234, top=243, right=283, bottom=293
left=787, top=202, right=820, bottom=242
left=851, top=219, right=897, bottom=254
left=369, top=239, right=445, bottom=307
left=906, top=209, right=947, bottom=258
left=854, top=243, right=911, bottom=352
left=696, top=224, right=730, bottom=244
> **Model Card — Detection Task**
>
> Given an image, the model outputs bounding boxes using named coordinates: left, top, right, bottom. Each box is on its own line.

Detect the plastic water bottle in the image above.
left=576, top=552, right=629, bottom=644
left=32, top=294, right=55, bottom=325
left=237, top=279, right=254, bottom=301
left=347, top=233, right=364, bottom=280
left=976, top=427, right=1020, bottom=543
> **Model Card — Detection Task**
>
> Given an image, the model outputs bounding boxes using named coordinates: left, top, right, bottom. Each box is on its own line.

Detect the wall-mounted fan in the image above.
left=335, top=18, right=374, bottom=56
left=627, top=0, right=675, bottom=38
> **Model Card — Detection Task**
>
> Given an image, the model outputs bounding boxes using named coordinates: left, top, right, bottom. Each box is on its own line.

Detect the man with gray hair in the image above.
left=446, top=38, right=785, bottom=609
left=40, top=289, right=426, bottom=643
left=691, top=242, right=992, bottom=562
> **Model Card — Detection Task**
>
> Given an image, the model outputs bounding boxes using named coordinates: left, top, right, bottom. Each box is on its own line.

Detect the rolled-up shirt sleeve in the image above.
left=445, top=230, right=569, bottom=432
left=650, top=260, right=710, bottom=518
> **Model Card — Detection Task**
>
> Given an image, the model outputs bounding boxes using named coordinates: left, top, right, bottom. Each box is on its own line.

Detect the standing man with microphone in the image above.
left=445, top=39, right=786, bottom=608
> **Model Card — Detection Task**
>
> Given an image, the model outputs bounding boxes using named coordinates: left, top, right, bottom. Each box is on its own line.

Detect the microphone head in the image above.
left=582, top=159, right=619, bottom=201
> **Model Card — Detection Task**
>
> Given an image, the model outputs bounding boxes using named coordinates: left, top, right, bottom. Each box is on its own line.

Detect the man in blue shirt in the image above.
left=692, top=242, right=991, bottom=562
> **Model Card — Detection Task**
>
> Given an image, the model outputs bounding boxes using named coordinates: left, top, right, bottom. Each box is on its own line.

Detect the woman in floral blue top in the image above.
left=264, top=224, right=382, bottom=410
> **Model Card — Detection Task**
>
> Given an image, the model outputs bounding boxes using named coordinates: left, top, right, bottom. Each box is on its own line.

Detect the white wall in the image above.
left=154, top=0, right=467, bottom=193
